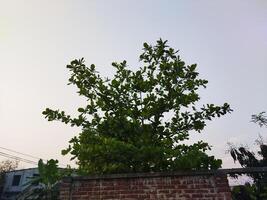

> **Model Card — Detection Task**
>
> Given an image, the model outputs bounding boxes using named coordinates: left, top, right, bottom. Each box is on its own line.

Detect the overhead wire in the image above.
left=0, top=146, right=41, bottom=160
left=0, top=151, right=38, bottom=165
left=0, top=146, right=69, bottom=168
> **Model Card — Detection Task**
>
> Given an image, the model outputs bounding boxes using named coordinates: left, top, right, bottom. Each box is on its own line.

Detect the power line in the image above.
left=0, top=146, right=41, bottom=160
left=0, top=152, right=37, bottom=165
left=0, top=151, right=38, bottom=165
left=0, top=146, right=69, bottom=168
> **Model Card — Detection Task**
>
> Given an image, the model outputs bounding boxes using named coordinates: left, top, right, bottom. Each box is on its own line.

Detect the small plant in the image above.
left=24, top=159, right=62, bottom=200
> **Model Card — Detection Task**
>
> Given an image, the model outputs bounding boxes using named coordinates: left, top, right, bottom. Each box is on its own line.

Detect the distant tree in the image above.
left=252, top=112, right=267, bottom=128
left=229, top=111, right=267, bottom=200
left=43, top=39, right=232, bottom=174
left=0, top=160, right=19, bottom=196
left=0, top=159, right=19, bottom=173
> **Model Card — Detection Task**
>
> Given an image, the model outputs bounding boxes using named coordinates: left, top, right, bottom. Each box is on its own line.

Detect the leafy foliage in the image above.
left=252, top=112, right=267, bottom=128
left=43, top=39, right=232, bottom=174
left=229, top=111, right=267, bottom=200
left=231, top=183, right=258, bottom=200
left=35, top=159, right=61, bottom=188
left=26, top=159, right=62, bottom=200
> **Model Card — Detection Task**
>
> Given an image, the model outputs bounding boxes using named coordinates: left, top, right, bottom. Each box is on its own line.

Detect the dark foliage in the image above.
left=43, top=39, right=231, bottom=174
left=230, top=112, right=267, bottom=200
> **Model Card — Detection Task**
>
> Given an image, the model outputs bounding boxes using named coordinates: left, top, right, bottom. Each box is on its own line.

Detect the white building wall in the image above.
left=2, top=168, right=39, bottom=195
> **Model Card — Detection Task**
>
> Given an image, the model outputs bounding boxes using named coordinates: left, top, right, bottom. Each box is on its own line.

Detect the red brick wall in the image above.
left=59, top=172, right=231, bottom=200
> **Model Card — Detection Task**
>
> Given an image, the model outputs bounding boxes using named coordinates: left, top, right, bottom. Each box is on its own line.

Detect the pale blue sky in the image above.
left=0, top=0, right=266, bottom=168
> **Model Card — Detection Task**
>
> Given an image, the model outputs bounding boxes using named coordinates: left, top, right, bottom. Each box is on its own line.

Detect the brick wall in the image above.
left=59, top=171, right=231, bottom=200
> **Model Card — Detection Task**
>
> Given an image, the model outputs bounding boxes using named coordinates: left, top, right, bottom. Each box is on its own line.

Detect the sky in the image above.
left=0, top=0, right=266, bottom=169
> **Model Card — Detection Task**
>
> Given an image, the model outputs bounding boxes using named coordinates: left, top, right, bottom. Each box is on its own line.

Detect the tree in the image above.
left=252, top=112, right=267, bottom=128
left=231, top=183, right=258, bottom=200
left=43, top=39, right=232, bottom=174
left=0, top=159, right=19, bottom=174
left=0, top=160, right=19, bottom=196
left=229, top=111, right=267, bottom=200
left=23, top=159, right=62, bottom=200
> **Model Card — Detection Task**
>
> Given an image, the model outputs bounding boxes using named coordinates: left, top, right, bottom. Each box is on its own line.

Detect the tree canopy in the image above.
left=229, top=111, right=267, bottom=200
left=43, top=39, right=232, bottom=174
left=229, top=112, right=267, bottom=173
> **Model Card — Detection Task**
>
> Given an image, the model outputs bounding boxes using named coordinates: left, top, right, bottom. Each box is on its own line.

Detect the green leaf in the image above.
left=78, top=108, right=85, bottom=112
left=43, top=40, right=231, bottom=175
